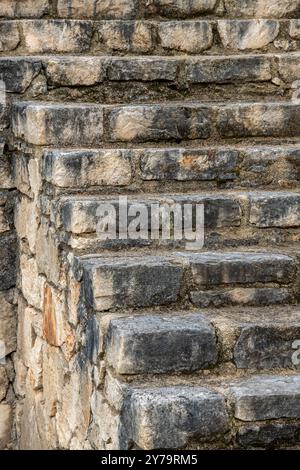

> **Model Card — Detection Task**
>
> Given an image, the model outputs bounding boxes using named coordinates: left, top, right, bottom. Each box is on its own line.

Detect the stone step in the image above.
left=75, top=250, right=297, bottom=311
left=112, top=374, right=300, bottom=449
left=12, top=101, right=300, bottom=146
left=53, top=191, right=300, bottom=251
left=104, top=306, right=300, bottom=375
left=42, top=145, right=300, bottom=191
left=1, top=1, right=300, bottom=20
left=0, top=18, right=299, bottom=55
left=2, top=53, right=300, bottom=95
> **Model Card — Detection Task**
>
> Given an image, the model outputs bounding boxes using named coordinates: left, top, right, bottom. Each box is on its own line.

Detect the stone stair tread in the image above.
left=104, top=306, right=300, bottom=374
left=106, top=373, right=300, bottom=448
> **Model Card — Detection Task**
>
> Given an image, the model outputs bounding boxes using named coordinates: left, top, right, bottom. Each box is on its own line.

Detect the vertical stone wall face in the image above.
left=1, top=0, right=300, bottom=450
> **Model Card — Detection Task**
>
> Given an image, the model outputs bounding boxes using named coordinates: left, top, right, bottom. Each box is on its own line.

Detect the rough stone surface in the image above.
left=217, top=103, right=300, bottom=138
left=81, top=256, right=183, bottom=311
left=238, top=423, right=300, bottom=449
left=96, top=21, right=153, bottom=53
left=151, top=0, right=217, bottom=17
left=123, top=386, right=229, bottom=449
left=57, top=0, right=137, bottom=19
left=224, top=0, right=300, bottom=18
left=158, top=21, right=213, bottom=53
left=0, top=292, right=16, bottom=358
left=140, top=148, right=238, bottom=181
left=0, top=404, right=12, bottom=449
left=21, top=20, right=93, bottom=53
left=249, top=192, right=300, bottom=227
left=0, top=233, right=16, bottom=291
left=45, top=57, right=105, bottom=86
left=0, top=1, right=49, bottom=18
left=43, top=150, right=132, bottom=188
left=218, top=20, right=279, bottom=50
left=0, top=21, right=20, bottom=51
left=227, top=375, right=300, bottom=421
left=0, top=58, right=42, bottom=93
left=12, top=102, right=103, bottom=146
left=108, top=105, right=211, bottom=142
left=178, top=252, right=295, bottom=286
left=106, top=314, right=217, bottom=374
left=187, top=56, right=272, bottom=83
left=191, top=288, right=292, bottom=308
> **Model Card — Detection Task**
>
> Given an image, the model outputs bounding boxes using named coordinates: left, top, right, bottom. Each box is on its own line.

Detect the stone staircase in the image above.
left=1, top=0, right=300, bottom=450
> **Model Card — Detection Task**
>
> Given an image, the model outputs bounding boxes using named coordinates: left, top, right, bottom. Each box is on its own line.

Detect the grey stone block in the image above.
left=81, top=256, right=183, bottom=311
left=106, top=313, right=217, bottom=374
left=249, top=192, right=300, bottom=227
left=12, top=102, right=103, bottom=146
left=140, top=148, right=238, bottom=181
left=227, top=375, right=300, bottom=421
left=178, top=252, right=295, bottom=286
left=108, top=104, right=212, bottom=142
left=123, top=385, right=229, bottom=449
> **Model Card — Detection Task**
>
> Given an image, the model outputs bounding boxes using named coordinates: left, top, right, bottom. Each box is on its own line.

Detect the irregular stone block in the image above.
left=224, top=0, right=300, bottom=18
left=123, top=386, right=229, bottom=449
left=178, top=252, right=295, bottom=286
left=0, top=233, right=16, bottom=290
left=57, top=0, right=137, bottom=19
left=0, top=58, right=41, bottom=93
left=0, top=404, right=12, bottom=449
left=0, top=0, right=49, bottom=18
left=22, top=20, right=93, bottom=53
left=81, top=255, right=183, bottom=311
left=0, top=21, right=20, bottom=51
left=158, top=21, right=213, bottom=53
left=0, top=292, right=16, bottom=357
left=218, top=20, right=279, bottom=50
left=238, top=423, right=300, bottom=449
left=0, top=367, right=8, bottom=401
left=106, top=314, right=217, bottom=374
left=278, top=54, right=300, bottom=82
left=20, top=254, right=45, bottom=310
left=218, top=103, right=300, bottom=138
left=289, top=19, right=300, bottom=39
left=12, top=102, right=103, bottom=146
left=15, top=195, right=38, bottom=253
left=227, top=375, right=300, bottom=421
left=108, top=105, right=211, bottom=142
left=140, top=148, right=238, bottom=181
left=97, top=21, right=153, bottom=52
left=45, top=57, right=105, bottom=86
left=43, top=149, right=132, bottom=188
left=187, top=55, right=272, bottom=83
left=150, top=0, right=217, bottom=17
left=249, top=192, right=300, bottom=227
left=108, top=57, right=179, bottom=81
left=191, top=287, right=292, bottom=308
left=234, top=323, right=300, bottom=369
left=0, top=141, right=12, bottom=189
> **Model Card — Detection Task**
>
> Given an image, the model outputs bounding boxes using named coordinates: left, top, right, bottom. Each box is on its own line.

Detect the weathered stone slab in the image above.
left=150, top=0, right=217, bottom=17
left=140, top=148, right=238, bottom=181
left=108, top=105, right=211, bottom=142
left=0, top=58, right=41, bottom=93
left=96, top=21, right=153, bottom=52
left=22, top=20, right=93, bottom=53
left=249, top=192, right=300, bottom=227
left=12, top=102, right=103, bottom=146
left=187, top=55, right=272, bottom=83
left=224, top=0, right=300, bottom=18
left=0, top=0, right=49, bottom=18
left=57, top=0, right=137, bottom=19
left=81, top=256, right=183, bottom=311
left=217, top=103, right=300, bottom=138
left=218, top=20, right=279, bottom=50
left=123, top=386, right=229, bottom=449
left=227, top=375, right=300, bottom=421
left=0, top=233, right=16, bottom=290
left=158, top=21, right=213, bottom=53
left=191, top=288, right=292, bottom=308
left=178, top=252, right=295, bottom=286
left=43, top=149, right=132, bottom=188
left=0, top=21, right=20, bottom=51
left=106, top=314, right=217, bottom=374
left=0, top=404, right=12, bottom=449
left=45, top=57, right=105, bottom=86
left=108, top=57, right=179, bottom=81
left=238, top=423, right=300, bottom=448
